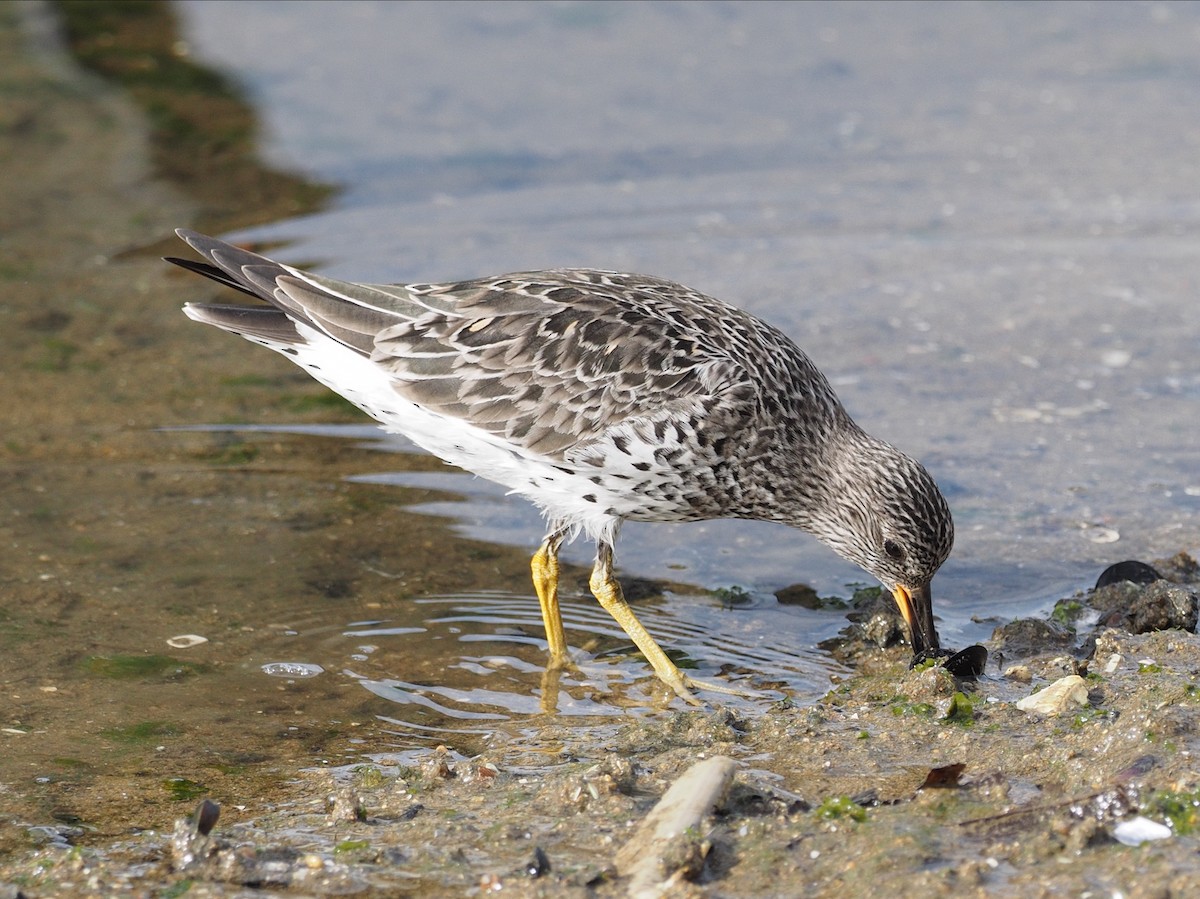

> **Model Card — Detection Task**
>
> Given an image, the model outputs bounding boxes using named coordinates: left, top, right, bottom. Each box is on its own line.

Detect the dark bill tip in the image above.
left=892, top=582, right=940, bottom=658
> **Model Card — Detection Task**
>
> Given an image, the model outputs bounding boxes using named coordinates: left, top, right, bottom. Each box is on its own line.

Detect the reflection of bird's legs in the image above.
left=538, top=664, right=565, bottom=716
left=588, top=541, right=702, bottom=705
left=531, top=527, right=569, bottom=664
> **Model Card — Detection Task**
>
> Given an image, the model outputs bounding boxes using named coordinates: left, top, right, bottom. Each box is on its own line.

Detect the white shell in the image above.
left=1113, top=816, right=1172, bottom=846
left=1015, top=674, right=1089, bottom=716
left=166, top=634, right=209, bottom=649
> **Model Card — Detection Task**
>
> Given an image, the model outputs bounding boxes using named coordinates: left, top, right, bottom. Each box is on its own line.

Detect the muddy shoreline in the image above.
left=2, top=4, right=1199, bottom=896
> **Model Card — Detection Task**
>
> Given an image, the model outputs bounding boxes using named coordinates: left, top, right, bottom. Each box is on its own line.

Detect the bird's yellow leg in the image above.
left=589, top=543, right=704, bottom=705
left=530, top=530, right=568, bottom=664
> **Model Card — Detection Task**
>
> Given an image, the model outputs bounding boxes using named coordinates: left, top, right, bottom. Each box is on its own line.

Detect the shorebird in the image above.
left=170, top=230, right=954, bottom=703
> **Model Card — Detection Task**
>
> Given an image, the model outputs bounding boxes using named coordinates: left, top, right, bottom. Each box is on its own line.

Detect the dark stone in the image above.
left=862, top=609, right=906, bottom=649
left=1090, top=582, right=1144, bottom=617
left=989, top=618, right=1075, bottom=655
left=1153, top=551, right=1199, bottom=583
left=1124, top=582, right=1198, bottom=634
left=774, top=583, right=821, bottom=608
left=621, top=578, right=665, bottom=602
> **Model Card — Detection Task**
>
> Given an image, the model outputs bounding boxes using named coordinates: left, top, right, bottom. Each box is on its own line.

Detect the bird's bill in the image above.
left=892, top=583, right=941, bottom=658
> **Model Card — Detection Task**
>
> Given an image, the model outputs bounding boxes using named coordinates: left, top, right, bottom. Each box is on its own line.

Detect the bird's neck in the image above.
left=736, top=411, right=866, bottom=530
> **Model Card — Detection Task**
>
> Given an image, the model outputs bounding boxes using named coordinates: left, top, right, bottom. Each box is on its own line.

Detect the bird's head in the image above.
left=802, top=431, right=954, bottom=657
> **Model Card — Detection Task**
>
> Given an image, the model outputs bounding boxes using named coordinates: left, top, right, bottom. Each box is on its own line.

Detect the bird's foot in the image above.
left=654, top=669, right=763, bottom=705
left=540, top=653, right=758, bottom=710
left=677, top=674, right=763, bottom=703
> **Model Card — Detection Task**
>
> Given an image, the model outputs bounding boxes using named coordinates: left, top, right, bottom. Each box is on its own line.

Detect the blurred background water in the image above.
left=174, top=0, right=1200, bottom=627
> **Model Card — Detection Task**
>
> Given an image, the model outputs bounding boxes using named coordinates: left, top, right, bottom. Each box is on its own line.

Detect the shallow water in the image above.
left=165, top=423, right=852, bottom=754
left=174, top=0, right=1200, bottom=618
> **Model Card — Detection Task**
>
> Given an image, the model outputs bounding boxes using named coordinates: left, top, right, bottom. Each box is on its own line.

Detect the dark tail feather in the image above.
left=165, top=256, right=263, bottom=300
left=182, top=303, right=303, bottom=346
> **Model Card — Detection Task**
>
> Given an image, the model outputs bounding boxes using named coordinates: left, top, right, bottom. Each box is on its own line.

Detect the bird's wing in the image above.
left=366, top=270, right=752, bottom=456
left=172, top=231, right=749, bottom=458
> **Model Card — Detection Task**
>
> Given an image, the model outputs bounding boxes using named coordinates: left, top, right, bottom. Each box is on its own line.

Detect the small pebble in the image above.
left=1085, top=527, right=1120, bottom=544
left=1113, top=816, right=1172, bottom=846
left=1015, top=675, right=1089, bottom=716
left=1100, top=349, right=1131, bottom=369
left=1004, top=665, right=1032, bottom=683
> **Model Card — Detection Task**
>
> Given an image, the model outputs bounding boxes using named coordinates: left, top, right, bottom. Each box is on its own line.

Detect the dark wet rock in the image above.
left=1089, top=581, right=1143, bottom=617
left=1095, top=560, right=1162, bottom=589
left=621, top=577, right=667, bottom=602
left=713, top=584, right=754, bottom=608
left=896, top=664, right=959, bottom=703
left=1153, top=551, right=1199, bottom=583
left=820, top=587, right=909, bottom=663
left=990, top=617, right=1076, bottom=655
left=592, top=754, right=637, bottom=795
left=1089, top=578, right=1142, bottom=619
left=774, top=582, right=821, bottom=608
left=775, top=583, right=846, bottom=609
left=659, top=707, right=747, bottom=746
left=862, top=609, right=907, bottom=648
left=1049, top=595, right=1090, bottom=630
left=988, top=553, right=1199, bottom=672
left=1093, top=581, right=1198, bottom=634
left=1030, top=655, right=1087, bottom=680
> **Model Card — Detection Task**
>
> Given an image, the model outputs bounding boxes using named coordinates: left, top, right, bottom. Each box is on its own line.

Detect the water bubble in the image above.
left=261, top=662, right=324, bottom=678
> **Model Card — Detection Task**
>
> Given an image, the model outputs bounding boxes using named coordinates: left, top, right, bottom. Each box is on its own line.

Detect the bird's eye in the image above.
left=883, top=538, right=905, bottom=561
